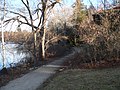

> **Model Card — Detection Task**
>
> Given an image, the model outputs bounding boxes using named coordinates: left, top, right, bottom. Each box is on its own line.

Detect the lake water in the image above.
left=0, top=43, right=26, bottom=70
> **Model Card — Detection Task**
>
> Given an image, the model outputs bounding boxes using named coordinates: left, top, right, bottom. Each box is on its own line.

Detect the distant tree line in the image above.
left=0, top=31, right=32, bottom=43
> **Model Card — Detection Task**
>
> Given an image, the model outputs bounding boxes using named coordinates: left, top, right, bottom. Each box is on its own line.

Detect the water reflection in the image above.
left=0, top=43, right=26, bottom=69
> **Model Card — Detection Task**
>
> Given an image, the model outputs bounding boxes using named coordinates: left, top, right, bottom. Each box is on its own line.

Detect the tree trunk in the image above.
left=1, top=0, right=6, bottom=68
left=33, top=32, right=37, bottom=66
left=40, top=0, right=47, bottom=60
left=1, top=20, right=5, bottom=68
left=42, top=29, right=46, bottom=59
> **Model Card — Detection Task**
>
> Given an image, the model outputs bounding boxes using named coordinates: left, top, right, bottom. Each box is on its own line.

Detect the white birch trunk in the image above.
left=1, top=20, right=5, bottom=68
left=1, top=0, right=6, bottom=68
left=42, top=29, right=46, bottom=59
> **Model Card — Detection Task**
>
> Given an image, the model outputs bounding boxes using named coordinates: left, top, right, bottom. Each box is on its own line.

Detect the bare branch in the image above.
left=45, top=35, right=68, bottom=47
left=21, top=0, right=35, bottom=31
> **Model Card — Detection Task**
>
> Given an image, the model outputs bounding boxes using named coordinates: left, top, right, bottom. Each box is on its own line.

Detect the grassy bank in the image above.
left=37, top=67, right=120, bottom=90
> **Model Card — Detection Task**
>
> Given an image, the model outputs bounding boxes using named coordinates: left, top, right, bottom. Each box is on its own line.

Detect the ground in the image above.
left=37, top=67, right=120, bottom=90
left=0, top=49, right=75, bottom=90
left=0, top=45, right=71, bottom=87
left=37, top=47, right=120, bottom=90
left=1, top=47, right=120, bottom=90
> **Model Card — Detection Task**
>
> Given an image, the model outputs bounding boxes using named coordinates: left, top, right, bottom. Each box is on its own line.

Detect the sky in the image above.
left=64, top=0, right=98, bottom=7
left=63, top=0, right=113, bottom=8
left=8, top=0, right=109, bottom=9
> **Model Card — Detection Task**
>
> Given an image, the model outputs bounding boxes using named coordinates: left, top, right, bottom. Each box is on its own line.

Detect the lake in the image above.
left=0, top=43, right=26, bottom=70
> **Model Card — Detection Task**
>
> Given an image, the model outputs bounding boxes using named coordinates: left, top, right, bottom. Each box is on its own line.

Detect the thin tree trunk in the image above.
left=42, top=28, right=46, bottom=59
left=40, top=0, right=47, bottom=60
left=1, top=20, right=5, bottom=68
left=1, top=0, right=6, bottom=68
left=38, top=0, right=59, bottom=60
left=33, top=31, right=37, bottom=66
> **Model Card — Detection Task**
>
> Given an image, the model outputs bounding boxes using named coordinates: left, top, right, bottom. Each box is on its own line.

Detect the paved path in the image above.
left=0, top=49, right=77, bottom=90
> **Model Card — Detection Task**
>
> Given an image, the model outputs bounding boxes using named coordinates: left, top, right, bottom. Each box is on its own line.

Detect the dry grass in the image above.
left=37, top=67, right=120, bottom=90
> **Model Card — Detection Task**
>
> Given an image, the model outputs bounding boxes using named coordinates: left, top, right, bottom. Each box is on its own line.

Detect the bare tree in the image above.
left=0, top=0, right=61, bottom=62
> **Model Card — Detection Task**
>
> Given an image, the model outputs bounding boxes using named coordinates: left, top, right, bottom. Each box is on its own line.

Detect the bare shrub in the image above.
left=73, top=10, right=120, bottom=64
